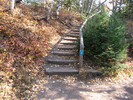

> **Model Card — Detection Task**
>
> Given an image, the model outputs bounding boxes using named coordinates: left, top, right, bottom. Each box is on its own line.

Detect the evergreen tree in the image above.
left=82, top=8, right=127, bottom=67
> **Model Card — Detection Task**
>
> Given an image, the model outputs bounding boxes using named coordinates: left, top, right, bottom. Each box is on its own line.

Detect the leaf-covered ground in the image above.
left=0, top=1, right=82, bottom=99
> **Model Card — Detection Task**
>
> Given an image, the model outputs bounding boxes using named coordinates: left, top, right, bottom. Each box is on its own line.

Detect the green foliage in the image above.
left=62, top=0, right=79, bottom=11
left=23, top=0, right=30, bottom=3
left=121, top=0, right=133, bottom=18
left=82, top=9, right=127, bottom=67
left=102, top=63, right=129, bottom=76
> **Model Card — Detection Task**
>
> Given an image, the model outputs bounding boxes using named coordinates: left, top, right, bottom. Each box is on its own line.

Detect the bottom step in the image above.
left=45, top=67, right=79, bottom=75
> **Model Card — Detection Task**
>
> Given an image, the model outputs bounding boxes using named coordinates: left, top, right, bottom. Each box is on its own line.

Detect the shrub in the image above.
left=82, top=9, right=127, bottom=67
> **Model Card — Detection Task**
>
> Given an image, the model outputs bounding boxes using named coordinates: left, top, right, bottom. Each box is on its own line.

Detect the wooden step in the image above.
left=63, top=37, right=77, bottom=41
left=73, top=25, right=81, bottom=28
left=53, top=51, right=76, bottom=56
left=57, top=46, right=77, bottom=50
left=67, top=34, right=79, bottom=37
left=71, top=30, right=79, bottom=32
left=71, top=28, right=79, bottom=30
left=70, top=32, right=79, bottom=34
left=45, top=67, right=79, bottom=75
left=75, top=25, right=81, bottom=27
left=60, top=41, right=77, bottom=45
left=47, top=59, right=77, bottom=64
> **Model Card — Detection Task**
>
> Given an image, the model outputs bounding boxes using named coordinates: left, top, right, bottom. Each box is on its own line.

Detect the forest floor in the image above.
left=0, top=1, right=133, bottom=100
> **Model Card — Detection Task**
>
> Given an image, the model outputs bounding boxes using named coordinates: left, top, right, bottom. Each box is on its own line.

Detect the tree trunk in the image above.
left=44, top=0, right=48, bottom=8
left=10, top=0, right=15, bottom=10
left=86, top=0, right=90, bottom=12
left=78, top=0, right=81, bottom=13
left=46, top=0, right=54, bottom=22
left=56, top=0, right=60, bottom=18
left=91, top=0, right=107, bottom=13
left=119, top=0, right=122, bottom=9
left=112, top=0, right=114, bottom=10
left=114, top=0, right=118, bottom=10
left=98, top=0, right=101, bottom=11
left=87, top=0, right=94, bottom=16
left=81, top=0, right=84, bottom=14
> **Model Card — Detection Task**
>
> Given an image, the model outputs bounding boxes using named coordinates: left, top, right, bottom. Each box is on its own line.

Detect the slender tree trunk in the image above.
left=114, top=0, right=118, bottom=10
left=10, top=0, right=15, bottom=10
left=91, top=0, right=107, bottom=12
left=87, top=0, right=90, bottom=12
left=98, top=0, right=101, bottom=11
left=46, top=0, right=54, bottom=22
left=56, top=0, right=60, bottom=18
left=43, top=0, right=45, bottom=8
left=78, top=0, right=80, bottom=13
left=81, top=0, right=84, bottom=14
left=112, top=0, right=114, bottom=10
left=119, top=0, right=122, bottom=8
left=118, top=0, right=122, bottom=12
left=87, top=0, right=94, bottom=16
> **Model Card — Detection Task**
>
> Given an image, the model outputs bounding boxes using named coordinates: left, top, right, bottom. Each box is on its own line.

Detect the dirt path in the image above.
left=37, top=75, right=133, bottom=100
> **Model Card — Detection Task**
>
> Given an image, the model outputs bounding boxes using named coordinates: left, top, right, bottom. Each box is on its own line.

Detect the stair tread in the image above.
left=67, top=34, right=79, bottom=37
left=48, top=59, right=77, bottom=62
left=53, top=51, right=76, bottom=54
left=57, top=46, right=77, bottom=50
left=53, top=51, right=76, bottom=56
left=47, top=59, right=77, bottom=64
left=64, top=37, right=77, bottom=39
left=60, top=41, right=77, bottom=45
left=45, top=67, right=79, bottom=75
left=70, top=32, right=79, bottom=34
left=60, top=41, right=77, bottom=43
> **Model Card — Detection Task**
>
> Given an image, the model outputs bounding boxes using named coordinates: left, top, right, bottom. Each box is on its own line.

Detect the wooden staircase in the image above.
left=44, top=26, right=80, bottom=75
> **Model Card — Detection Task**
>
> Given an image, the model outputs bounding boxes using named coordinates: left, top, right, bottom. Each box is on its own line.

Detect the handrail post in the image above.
left=79, top=55, right=83, bottom=68
left=79, top=28, right=84, bottom=68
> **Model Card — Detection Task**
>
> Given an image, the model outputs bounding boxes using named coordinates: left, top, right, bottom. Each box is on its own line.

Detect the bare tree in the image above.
left=81, top=0, right=84, bottom=14
left=119, top=0, right=122, bottom=11
left=86, top=0, right=90, bottom=13
left=91, top=0, right=107, bottom=13
left=98, top=0, right=101, bottom=11
left=114, top=0, right=118, bottom=10
left=87, top=0, right=94, bottom=16
left=56, top=0, right=60, bottom=18
left=112, top=0, right=114, bottom=10
left=10, top=0, right=15, bottom=11
left=78, top=0, right=81, bottom=13
left=46, top=0, right=54, bottom=22
left=43, top=0, right=48, bottom=8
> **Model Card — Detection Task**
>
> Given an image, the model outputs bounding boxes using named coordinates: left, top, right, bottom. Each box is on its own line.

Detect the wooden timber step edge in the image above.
left=53, top=51, right=76, bottom=56
left=45, top=67, right=79, bottom=75
left=45, top=67, right=103, bottom=75
left=71, top=30, right=79, bottom=32
left=67, top=34, right=79, bottom=37
left=47, top=59, right=77, bottom=64
left=60, top=41, right=77, bottom=45
left=70, top=32, right=79, bottom=34
left=57, top=46, right=77, bottom=50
